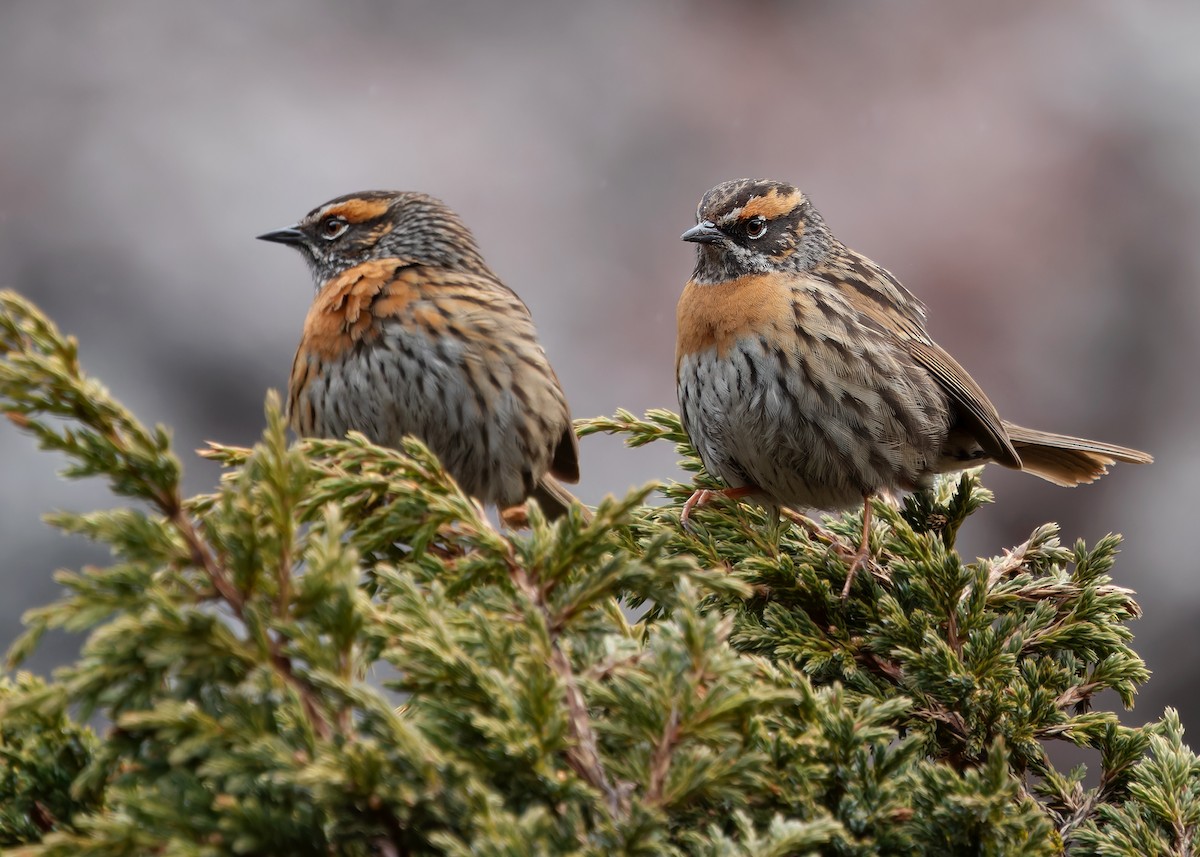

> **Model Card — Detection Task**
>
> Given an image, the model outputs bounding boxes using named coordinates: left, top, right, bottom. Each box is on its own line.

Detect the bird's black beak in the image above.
left=256, top=225, right=306, bottom=246
left=680, top=221, right=724, bottom=244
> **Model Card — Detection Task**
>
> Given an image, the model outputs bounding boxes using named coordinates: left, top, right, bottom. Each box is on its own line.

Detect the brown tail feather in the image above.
left=532, top=475, right=591, bottom=520
left=501, top=476, right=592, bottom=526
left=1002, top=421, right=1153, bottom=487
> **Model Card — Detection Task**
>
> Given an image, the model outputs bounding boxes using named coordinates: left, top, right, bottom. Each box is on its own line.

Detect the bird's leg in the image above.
left=680, top=485, right=756, bottom=532
left=780, top=507, right=840, bottom=548
left=840, top=493, right=874, bottom=602
left=781, top=506, right=866, bottom=574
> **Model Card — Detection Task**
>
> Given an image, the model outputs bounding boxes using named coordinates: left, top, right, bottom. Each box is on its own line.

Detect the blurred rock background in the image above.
left=1, top=1, right=1195, bottom=736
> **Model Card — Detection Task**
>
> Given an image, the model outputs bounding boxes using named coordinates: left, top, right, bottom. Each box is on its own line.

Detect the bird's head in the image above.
left=258, top=190, right=488, bottom=284
left=682, top=179, right=833, bottom=284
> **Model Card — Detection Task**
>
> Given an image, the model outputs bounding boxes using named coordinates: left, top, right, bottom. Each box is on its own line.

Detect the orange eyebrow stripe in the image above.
left=740, top=188, right=803, bottom=221
left=325, top=198, right=391, bottom=224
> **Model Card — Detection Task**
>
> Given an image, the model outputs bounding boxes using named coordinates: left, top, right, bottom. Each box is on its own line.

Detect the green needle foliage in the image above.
left=0, top=288, right=1195, bottom=856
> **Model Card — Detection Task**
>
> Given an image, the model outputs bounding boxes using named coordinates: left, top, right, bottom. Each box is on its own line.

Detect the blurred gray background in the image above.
left=1, top=1, right=1196, bottom=736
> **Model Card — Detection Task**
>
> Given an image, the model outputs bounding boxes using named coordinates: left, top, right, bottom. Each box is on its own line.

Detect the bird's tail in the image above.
left=1002, top=421, right=1153, bottom=487
left=531, top=475, right=592, bottom=521
left=502, top=476, right=592, bottom=526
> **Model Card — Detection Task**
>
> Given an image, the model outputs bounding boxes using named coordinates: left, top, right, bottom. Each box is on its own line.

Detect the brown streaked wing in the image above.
left=827, top=252, right=1021, bottom=468
left=825, top=252, right=930, bottom=343
left=397, top=264, right=580, bottom=482
left=905, top=339, right=1020, bottom=467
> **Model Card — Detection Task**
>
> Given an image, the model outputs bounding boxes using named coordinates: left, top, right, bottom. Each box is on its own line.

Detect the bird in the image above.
left=258, top=189, right=584, bottom=520
left=675, top=178, right=1152, bottom=598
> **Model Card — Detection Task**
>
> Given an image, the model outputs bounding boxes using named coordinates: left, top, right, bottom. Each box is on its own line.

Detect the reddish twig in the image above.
left=165, top=498, right=332, bottom=741
left=647, top=706, right=681, bottom=806
left=509, top=562, right=628, bottom=817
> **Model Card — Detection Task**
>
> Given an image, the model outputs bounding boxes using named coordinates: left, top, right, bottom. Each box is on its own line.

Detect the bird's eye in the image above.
left=745, top=216, right=768, bottom=240
left=320, top=216, right=349, bottom=240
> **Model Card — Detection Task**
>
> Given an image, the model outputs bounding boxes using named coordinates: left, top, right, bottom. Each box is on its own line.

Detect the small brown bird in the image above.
left=259, top=190, right=583, bottom=519
left=676, top=179, right=1151, bottom=597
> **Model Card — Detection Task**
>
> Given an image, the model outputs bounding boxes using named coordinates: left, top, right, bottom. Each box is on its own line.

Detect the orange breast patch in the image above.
left=676, top=274, right=794, bottom=370
left=301, top=260, right=417, bottom=359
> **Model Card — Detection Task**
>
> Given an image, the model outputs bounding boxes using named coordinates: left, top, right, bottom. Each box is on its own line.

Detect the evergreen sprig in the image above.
left=0, top=288, right=1194, bottom=855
